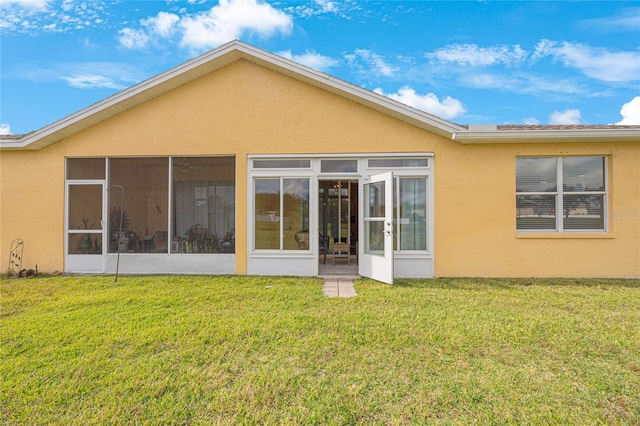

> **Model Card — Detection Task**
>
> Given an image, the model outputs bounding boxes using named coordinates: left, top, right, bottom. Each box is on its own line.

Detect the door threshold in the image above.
left=318, top=259, right=359, bottom=277
left=318, top=274, right=361, bottom=279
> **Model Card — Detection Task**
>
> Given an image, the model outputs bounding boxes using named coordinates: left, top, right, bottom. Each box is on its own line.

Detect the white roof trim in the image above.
left=1, top=40, right=638, bottom=150
left=454, top=128, right=640, bottom=144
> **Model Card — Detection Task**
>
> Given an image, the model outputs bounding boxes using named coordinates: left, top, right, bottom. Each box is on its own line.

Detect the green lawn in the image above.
left=2, top=275, right=639, bottom=425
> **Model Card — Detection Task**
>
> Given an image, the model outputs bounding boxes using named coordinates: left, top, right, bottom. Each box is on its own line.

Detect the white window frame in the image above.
left=251, top=174, right=313, bottom=252
left=394, top=175, right=430, bottom=253
left=516, top=156, right=608, bottom=233
left=362, top=163, right=432, bottom=255
left=247, top=153, right=435, bottom=278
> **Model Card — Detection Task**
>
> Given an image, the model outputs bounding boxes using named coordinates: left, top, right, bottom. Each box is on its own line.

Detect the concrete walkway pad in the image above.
left=322, top=277, right=357, bottom=298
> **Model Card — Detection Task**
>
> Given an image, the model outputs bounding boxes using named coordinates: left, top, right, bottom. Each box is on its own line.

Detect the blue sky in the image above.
left=1, top=0, right=639, bottom=135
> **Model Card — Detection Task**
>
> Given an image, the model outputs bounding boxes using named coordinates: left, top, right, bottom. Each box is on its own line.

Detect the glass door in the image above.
left=66, top=182, right=105, bottom=273
left=360, top=172, right=394, bottom=284
left=318, top=180, right=358, bottom=265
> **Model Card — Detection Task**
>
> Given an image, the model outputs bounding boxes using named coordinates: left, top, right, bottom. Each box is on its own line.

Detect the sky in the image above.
left=1, top=0, right=639, bottom=135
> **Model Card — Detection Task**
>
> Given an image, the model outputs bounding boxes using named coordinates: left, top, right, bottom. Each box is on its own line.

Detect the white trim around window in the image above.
left=516, top=156, right=608, bottom=233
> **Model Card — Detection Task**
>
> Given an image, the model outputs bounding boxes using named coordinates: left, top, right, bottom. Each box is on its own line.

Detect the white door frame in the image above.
left=65, top=181, right=106, bottom=273
left=359, top=172, right=394, bottom=284
left=247, top=154, right=433, bottom=279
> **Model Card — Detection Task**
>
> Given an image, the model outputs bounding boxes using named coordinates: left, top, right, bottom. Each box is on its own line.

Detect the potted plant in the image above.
left=109, top=207, right=130, bottom=252
left=79, top=217, right=94, bottom=250
left=109, top=207, right=130, bottom=238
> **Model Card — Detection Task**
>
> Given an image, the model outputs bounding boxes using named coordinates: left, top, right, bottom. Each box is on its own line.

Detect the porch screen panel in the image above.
left=67, top=158, right=105, bottom=180
left=172, top=157, right=235, bottom=253
left=108, top=158, right=168, bottom=253
left=254, top=179, right=280, bottom=250
left=67, top=184, right=103, bottom=254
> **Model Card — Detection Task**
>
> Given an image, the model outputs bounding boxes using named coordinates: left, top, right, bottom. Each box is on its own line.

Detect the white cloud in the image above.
left=1, top=0, right=108, bottom=33
left=61, top=74, right=126, bottom=90
left=427, top=44, right=528, bottom=67
left=461, top=72, right=586, bottom=97
left=549, top=109, right=582, bottom=125
left=523, top=117, right=540, bottom=125
left=61, top=0, right=72, bottom=12
left=14, top=61, right=143, bottom=90
left=374, top=86, right=466, bottom=119
left=0, top=123, right=11, bottom=135
left=119, top=11, right=179, bottom=49
left=277, top=50, right=338, bottom=71
left=615, top=96, right=640, bottom=125
left=179, top=0, right=292, bottom=51
left=345, top=49, right=398, bottom=77
left=315, top=0, right=338, bottom=13
left=286, top=0, right=347, bottom=18
left=1, top=0, right=49, bottom=9
left=118, top=0, right=293, bottom=53
left=532, top=39, right=640, bottom=82
left=118, top=27, right=149, bottom=49
left=142, top=11, right=179, bottom=38
left=579, top=8, right=640, bottom=32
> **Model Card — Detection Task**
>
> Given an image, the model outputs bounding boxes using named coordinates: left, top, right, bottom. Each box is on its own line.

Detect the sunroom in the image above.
left=247, top=154, right=434, bottom=283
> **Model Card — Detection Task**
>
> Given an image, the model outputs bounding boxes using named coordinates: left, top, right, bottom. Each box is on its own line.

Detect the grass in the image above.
left=1, top=275, right=639, bottom=425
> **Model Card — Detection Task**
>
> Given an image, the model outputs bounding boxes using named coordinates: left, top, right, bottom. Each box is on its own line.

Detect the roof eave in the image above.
left=453, top=128, right=640, bottom=144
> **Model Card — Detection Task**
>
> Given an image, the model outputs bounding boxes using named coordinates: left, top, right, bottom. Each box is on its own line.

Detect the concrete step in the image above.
left=322, top=277, right=357, bottom=298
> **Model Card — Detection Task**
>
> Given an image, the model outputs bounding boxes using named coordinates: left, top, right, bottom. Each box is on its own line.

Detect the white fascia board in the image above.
left=453, top=128, right=640, bottom=144
left=0, top=138, right=25, bottom=148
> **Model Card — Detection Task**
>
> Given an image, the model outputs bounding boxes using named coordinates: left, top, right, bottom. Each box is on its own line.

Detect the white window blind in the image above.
left=516, top=156, right=606, bottom=232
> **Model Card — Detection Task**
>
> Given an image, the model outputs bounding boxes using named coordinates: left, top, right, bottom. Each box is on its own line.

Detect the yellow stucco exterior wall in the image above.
left=1, top=59, right=638, bottom=277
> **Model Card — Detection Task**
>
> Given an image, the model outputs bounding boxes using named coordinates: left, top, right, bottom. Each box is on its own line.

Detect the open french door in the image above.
left=360, top=172, right=394, bottom=284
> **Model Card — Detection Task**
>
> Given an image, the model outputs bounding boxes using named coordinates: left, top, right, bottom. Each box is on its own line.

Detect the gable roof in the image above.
left=1, top=40, right=638, bottom=150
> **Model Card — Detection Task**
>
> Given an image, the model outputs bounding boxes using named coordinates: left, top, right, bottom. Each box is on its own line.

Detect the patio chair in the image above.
left=333, top=237, right=350, bottom=265
left=319, top=234, right=329, bottom=264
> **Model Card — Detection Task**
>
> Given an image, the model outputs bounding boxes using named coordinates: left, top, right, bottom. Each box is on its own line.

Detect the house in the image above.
left=1, top=40, right=638, bottom=282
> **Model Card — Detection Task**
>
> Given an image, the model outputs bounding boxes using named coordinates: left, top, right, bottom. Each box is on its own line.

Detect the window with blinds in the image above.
left=516, top=156, right=606, bottom=232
